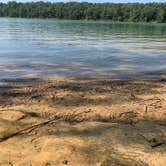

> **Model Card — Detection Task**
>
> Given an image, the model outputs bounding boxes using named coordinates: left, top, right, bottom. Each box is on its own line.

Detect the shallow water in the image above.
left=0, top=18, right=166, bottom=78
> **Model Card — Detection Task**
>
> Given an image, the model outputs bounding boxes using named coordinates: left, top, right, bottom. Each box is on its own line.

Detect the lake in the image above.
left=0, top=18, right=166, bottom=78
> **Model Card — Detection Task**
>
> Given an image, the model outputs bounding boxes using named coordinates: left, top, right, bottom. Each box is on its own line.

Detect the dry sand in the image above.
left=0, top=77, right=166, bottom=166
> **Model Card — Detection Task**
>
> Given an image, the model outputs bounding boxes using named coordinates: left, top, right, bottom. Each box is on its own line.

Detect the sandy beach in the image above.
left=0, top=77, right=165, bottom=165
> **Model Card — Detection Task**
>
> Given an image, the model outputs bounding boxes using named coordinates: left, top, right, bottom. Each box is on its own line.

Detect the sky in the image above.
left=0, top=0, right=166, bottom=3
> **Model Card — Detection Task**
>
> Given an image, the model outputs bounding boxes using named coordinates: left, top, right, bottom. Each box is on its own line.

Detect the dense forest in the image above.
left=0, top=1, right=166, bottom=23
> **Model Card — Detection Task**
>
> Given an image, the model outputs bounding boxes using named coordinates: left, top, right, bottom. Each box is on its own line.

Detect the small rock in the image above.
left=62, top=160, right=68, bottom=165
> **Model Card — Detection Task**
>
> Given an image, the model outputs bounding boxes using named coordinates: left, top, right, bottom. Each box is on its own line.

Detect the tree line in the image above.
left=0, top=1, right=166, bottom=23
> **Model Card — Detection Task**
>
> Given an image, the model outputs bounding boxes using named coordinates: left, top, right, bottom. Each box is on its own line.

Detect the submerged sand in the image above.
left=0, top=77, right=166, bottom=166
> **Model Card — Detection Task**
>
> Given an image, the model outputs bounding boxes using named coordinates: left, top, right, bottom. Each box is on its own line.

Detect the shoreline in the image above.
left=1, top=17, right=166, bottom=25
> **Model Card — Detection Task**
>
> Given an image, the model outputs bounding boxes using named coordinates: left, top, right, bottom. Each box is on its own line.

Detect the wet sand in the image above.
left=0, top=77, right=166, bottom=165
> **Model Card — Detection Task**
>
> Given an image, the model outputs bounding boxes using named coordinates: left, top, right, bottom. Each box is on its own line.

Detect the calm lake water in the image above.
left=0, top=18, right=166, bottom=78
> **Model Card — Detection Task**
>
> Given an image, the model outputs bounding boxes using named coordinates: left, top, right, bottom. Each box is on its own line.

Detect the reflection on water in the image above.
left=0, top=18, right=166, bottom=78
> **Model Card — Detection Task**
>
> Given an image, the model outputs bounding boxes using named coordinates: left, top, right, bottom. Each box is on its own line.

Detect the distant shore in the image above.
left=0, top=2, right=166, bottom=23
left=1, top=17, right=166, bottom=25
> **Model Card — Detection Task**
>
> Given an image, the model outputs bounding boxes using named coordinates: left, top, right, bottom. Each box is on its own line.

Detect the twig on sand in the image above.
left=137, top=133, right=165, bottom=148
left=0, top=110, right=90, bottom=142
left=145, top=105, right=148, bottom=113
left=143, top=97, right=164, bottom=102
left=0, top=117, right=61, bottom=143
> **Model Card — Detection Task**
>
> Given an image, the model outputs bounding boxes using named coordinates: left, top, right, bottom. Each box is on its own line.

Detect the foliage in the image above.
left=0, top=1, right=166, bottom=23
